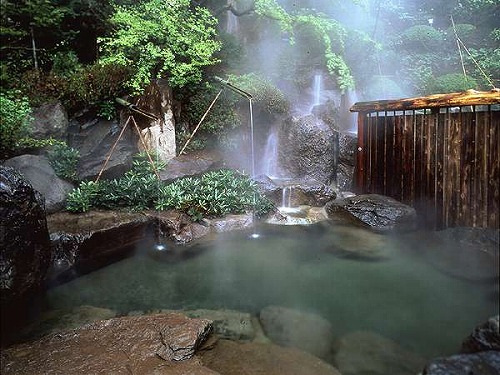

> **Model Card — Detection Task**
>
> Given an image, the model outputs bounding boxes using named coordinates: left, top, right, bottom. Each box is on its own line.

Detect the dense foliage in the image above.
left=0, top=91, right=32, bottom=157
left=98, top=0, right=221, bottom=93
left=66, top=153, right=274, bottom=220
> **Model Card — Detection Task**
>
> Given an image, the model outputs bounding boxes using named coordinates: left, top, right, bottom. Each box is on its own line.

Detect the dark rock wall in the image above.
left=0, top=166, right=51, bottom=344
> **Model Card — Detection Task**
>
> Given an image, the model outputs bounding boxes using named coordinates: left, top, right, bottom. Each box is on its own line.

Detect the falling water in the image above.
left=262, top=127, right=279, bottom=177
left=312, top=73, right=322, bottom=108
left=226, top=10, right=239, bottom=34
left=281, top=186, right=292, bottom=208
left=346, top=89, right=359, bottom=133
left=249, top=99, right=255, bottom=178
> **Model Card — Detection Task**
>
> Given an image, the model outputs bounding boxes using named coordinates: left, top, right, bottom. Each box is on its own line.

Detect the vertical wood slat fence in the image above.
left=351, top=90, right=500, bottom=229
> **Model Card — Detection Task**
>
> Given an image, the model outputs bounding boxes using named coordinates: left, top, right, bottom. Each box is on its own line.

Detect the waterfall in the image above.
left=343, top=89, right=359, bottom=134
left=312, top=73, right=322, bottom=108
left=281, top=186, right=292, bottom=208
left=262, top=127, right=279, bottom=177
left=226, top=11, right=238, bottom=34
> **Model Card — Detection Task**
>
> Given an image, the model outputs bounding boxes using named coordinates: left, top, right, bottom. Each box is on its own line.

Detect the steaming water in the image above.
left=43, top=223, right=498, bottom=361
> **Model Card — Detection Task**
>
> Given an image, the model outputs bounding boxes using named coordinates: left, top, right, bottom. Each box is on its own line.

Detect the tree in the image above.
left=98, top=0, right=221, bottom=93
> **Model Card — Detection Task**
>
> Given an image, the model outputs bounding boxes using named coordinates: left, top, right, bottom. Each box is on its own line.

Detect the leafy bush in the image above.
left=425, top=73, right=477, bottom=94
left=155, top=169, right=274, bottom=220
left=66, top=181, right=101, bottom=213
left=51, top=51, right=82, bottom=77
left=400, top=25, right=444, bottom=51
left=0, top=90, right=32, bottom=157
left=19, top=70, right=69, bottom=106
left=98, top=0, right=221, bottom=93
left=66, top=156, right=274, bottom=221
left=227, top=73, right=289, bottom=115
left=47, top=143, right=80, bottom=182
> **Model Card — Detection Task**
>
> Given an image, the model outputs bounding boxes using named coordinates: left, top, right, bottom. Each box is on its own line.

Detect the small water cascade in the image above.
left=312, top=73, right=322, bottom=110
left=340, top=89, right=359, bottom=134
left=262, top=127, right=279, bottom=177
left=226, top=10, right=239, bottom=34
left=281, top=186, right=292, bottom=209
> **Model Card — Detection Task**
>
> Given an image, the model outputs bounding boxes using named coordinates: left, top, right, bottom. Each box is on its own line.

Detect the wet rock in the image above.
left=21, top=305, right=117, bottom=341
left=68, top=110, right=137, bottom=180
left=2, top=313, right=214, bottom=375
left=325, top=194, right=417, bottom=232
left=332, top=331, right=427, bottom=375
left=4, top=154, right=74, bottom=213
left=160, top=150, right=223, bottom=182
left=255, top=175, right=336, bottom=207
left=30, top=101, right=68, bottom=140
left=183, top=309, right=256, bottom=341
left=400, top=228, right=499, bottom=282
left=46, top=211, right=151, bottom=281
left=462, top=315, right=500, bottom=353
left=336, top=132, right=357, bottom=192
left=209, top=213, right=254, bottom=233
left=422, top=351, right=500, bottom=375
left=47, top=231, right=86, bottom=281
left=278, top=114, right=338, bottom=184
left=201, top=339, right=342, bottom=375
left=0, top=167, right=51, bottom=302
left=259, top=305, right=334, bottom=360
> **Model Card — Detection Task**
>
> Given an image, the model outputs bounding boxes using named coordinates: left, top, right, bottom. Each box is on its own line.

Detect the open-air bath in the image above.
left=1, top=1, right=500, bottom=374
left=29, top=222, right=500, bottom=370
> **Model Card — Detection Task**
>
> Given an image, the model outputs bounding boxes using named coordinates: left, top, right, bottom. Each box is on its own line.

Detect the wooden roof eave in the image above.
left=350, top=89, right=500, bottom=113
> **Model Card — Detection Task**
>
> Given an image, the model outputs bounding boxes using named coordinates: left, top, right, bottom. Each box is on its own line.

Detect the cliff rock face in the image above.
left=0, top=166, right=52, bottom=343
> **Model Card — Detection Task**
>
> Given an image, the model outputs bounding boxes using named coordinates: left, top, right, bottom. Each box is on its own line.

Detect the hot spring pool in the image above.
left=42, top=222, right=498, bottom=361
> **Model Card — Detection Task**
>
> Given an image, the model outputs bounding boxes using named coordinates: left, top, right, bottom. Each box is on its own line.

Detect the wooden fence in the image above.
left=351, top=90, right=500, bottom=229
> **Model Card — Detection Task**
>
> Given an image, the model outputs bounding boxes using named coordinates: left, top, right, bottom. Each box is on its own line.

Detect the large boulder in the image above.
left=30, top=101, right=68, bottom=140
left=159, top=150, right=223, bottom=182
left=255, top=175, right=336, bottom=207
left=277, top=114, right=338, bottom=184
left=4, top=154, right=74, bottom=213
left=336, top=132, right=357, bottom=192
left=259, top=305, right=335, bottom=360
left=177, top=309, right=257, bottom=341
left=1, top=313, right=215, bottom=375
left=68, top=110, right=137, bottom=180
left=46, top=211, right=151, bottom=283
left=462, top=315, right=500, bottom=353
left=325, top=194, right=418, bottom=232
left=0, top=167, right=51, bottom=342
left=201, top=339, right=342, bottom=375
left=422, top=351, right=500, bottom=375
left=332, top=331, right=427, bottom=375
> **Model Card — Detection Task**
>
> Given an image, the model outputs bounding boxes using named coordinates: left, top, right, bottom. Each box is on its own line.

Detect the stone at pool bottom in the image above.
left=1, top=312, right=343, bottom=375
left=200, top=339, right=342, bottom=375
left=1, top=313, right=214, bottom=375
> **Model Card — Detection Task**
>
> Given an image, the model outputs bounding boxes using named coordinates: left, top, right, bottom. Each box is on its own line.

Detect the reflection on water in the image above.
left=44, top=223, right=498, bottom=360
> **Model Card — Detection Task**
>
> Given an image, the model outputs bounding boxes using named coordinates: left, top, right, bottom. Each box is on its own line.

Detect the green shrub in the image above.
left=227, top=73, right=290, bottom=115
left=400, top=25, right=444, bottom=51
left=155, top=169, right=274, bottom=221
left=66, top=181, right=101, bottom=213
left=425, top=73, right=477, bottom=94
left=66, top=158, right=275, bottom=220
left=47, top=143, right=80, bottom=182
left=0, top=90, right=32, bottom=157
left=51, top=51, right=82, bottom=77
